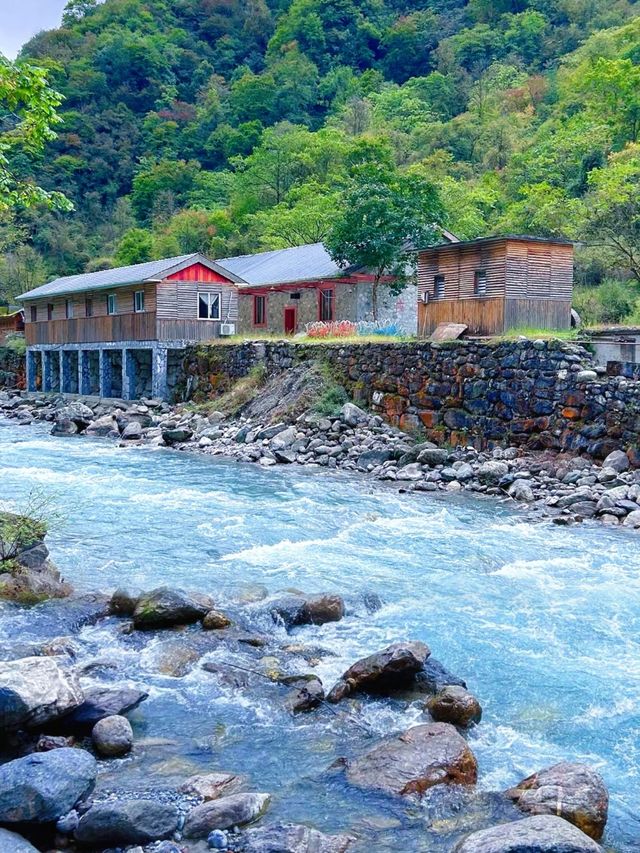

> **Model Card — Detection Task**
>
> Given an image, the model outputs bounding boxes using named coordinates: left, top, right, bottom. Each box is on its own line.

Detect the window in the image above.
left=254, top=295, right=266, bottom=326
left=134, top=290, right=145, bottom=313
left=290, top=292, right=300, bottom=300
left=85, top=298, right=93, bottom=318
left=65, top=299, right=73, bottom=319
left=198, top=292, right=221, bottom=320
left=30, top=305, right=37, bottom=323
left=47, top=303, right=54, bottom=321
left=474, top=269, right=487, bottom=297
left=434, top=274, right=445, bottom=299
left=319, top=288, right=334, bottom=322
left=107, top=293, right=116, bottom=315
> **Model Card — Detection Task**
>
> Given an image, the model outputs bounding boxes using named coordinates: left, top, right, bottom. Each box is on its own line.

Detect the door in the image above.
left=284, top=306, right=296, bottom=335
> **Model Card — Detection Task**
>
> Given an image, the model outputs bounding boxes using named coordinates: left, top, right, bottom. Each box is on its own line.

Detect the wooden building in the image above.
left=417, top=236, right=574, bottom=337
left=0, top=309, right=25, bottom=345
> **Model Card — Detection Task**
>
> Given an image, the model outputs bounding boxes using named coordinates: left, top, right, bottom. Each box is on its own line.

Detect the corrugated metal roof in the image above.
left=219, top=242, right=346, bottom=287
left=417, top=234, right=574, bottom=252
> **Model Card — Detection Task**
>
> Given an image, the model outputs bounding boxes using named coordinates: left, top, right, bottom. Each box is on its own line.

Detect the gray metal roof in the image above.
left=17, top=253, right=246, bottom=301
left=218, top=242, right=347, bottom=287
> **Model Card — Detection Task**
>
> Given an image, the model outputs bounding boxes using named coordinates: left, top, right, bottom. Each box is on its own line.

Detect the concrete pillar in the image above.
left=151, top=346, right=168, bottom=400
left=99, top=349, right=112, bottom=398
left=42, top=351, right=54, bottom=393
left=122, top=348, right=137, bottom=400
left=78, top=350, right=91, bottom=395
left=26, top=350, right=38, bottom=392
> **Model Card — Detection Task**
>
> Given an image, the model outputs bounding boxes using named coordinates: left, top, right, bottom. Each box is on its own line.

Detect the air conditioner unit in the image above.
left=219, top=323, right=236, bottom=336
left=420, top=291, right=430, bottom=303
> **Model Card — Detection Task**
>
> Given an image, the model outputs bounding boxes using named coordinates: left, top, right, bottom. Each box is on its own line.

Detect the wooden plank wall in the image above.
left=418, top=297, right=505, bottom=336
left=23, top=283, right=157, bottom=323
left=504, top=299, right=572, bottom=329
left=156, top=319, right=223, bottom=341
left=417, top=243, right=507, bottom=301
left=25, top=312, right=157, bottom=345
left=505, top=241, right=573, bottom=301
left=156, top=279, right=238, bottom=323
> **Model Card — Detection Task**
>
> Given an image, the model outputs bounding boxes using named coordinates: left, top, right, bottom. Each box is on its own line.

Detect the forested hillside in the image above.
left=3, top=0, right=640, bottom=323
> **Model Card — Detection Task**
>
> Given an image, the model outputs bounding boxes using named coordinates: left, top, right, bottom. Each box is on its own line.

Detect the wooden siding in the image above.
left=504, top=298, right=572, bottom=329
left=23, top=283, right=157, bottom=324
left=156, top=278, right=238, bottom=323
left=505, top=241, right=573, bottom=301
left=418, top=297, right=505, bottom=337
left=25, top=312, right=157, bottom=345
left=166, top=263, right=230, bottom=282
left=156, top=320, right=224, bottom=341
left=418, top=243, right=506, bottom=302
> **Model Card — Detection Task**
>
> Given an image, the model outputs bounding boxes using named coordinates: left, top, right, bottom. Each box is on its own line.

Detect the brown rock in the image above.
left=178, top=772, right=243, bottom=801
left=344, top=722, right=477, bottom=796
left=202, top=610, right=232, bottom=630
left=426, top=686, right=482, bottom=727
left=506, top=762, right=608, bottom=840
left=327, top=641, right=430, bottom=703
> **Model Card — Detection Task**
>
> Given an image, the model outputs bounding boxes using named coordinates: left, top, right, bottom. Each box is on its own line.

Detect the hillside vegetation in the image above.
left=2, top=0, right=640, bottom=321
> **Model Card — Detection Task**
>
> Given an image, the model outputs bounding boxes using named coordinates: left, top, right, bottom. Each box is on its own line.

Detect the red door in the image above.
left=284, top=306, right=296, bottom=335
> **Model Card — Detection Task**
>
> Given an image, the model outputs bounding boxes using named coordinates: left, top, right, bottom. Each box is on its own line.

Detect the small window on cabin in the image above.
left=198, top=292, right=221, bottom=320
left=434, top=275, right=445, bottom=299
left=474, top=270, right=487, bottom=297
left=47, top=303, right=54, bottom=321
left=30, top=306, right=37, bottom=323
left=134, top=290, right=145, bottom=313
left=290, top=292, right=300, bottom=300
left=65, top=299, right=73, bottom=319
left=319, top=288, right=334, bottom=322
left=107, top=294, right=116, bottom=315
left=85, top=298, right=93, bottom=318
left=254, top=295, right=266, bottom=326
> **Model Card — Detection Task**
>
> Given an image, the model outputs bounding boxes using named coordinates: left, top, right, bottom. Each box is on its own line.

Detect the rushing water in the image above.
left=1, top=417, right=639, bottom=851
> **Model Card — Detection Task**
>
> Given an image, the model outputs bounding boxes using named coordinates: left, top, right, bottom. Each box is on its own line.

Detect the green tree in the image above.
left=248, top=182, right=342, bottom=248
left=131, top=159, right=201, bottom=223
left=325, top=164, right=443, bottom=318
left=0, top=56, right=71, bottom=211
left=115, top=227, right=154, bottom=265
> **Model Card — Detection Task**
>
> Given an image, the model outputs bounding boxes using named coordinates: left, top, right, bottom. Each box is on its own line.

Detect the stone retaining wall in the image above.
left=180, top=340, right=640, bottom=459
left=0, top=347, right=26, bottom=391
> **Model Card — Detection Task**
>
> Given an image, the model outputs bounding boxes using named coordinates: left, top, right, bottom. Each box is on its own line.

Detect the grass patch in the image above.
left=189, top=364, right=267, bottom=417
left=210, top=333, right=416, bottom=346
left=311, top=361, right=351, bottom=416
left=490, top=327, right=581, bottom=342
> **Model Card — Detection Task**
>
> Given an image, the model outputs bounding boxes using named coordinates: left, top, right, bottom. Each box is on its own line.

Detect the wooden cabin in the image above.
left=0, top=309, right=25, bottom=345
left=417, top=236, right=574, bottom=337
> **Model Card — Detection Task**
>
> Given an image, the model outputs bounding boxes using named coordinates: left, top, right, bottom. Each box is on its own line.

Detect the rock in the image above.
left=0, top=657, right=83, bottom=730
left=416, top=658, right=467, bottom=693
left=357, top=449, right=393, bottom=470
left=183, top=793, right=271, bottom=838
left=56, top=809, right=79, bottom=834
left=508, top=480, right=534, bottom=502
left=576, top=370, right=598, bottom=384
left=344, top=722, right=477, bottom=796
left=506, top=762, right=608, bottom=840
left=0, top=828, right=40, bottom=853
left=426, top=686, right=482, bottom=727
left=162, top=426, right=193, bottom=444
left=75, top=799, right=179, bottom=846
left=454, top=815, right=603, bottom=853
left=623, top=510, right=640, bottom=528
left=65, top=685, right=148, bottom=729
left=281, top=674, right=324, bottom=713
left=270, top=426, right=297, bottom=451
left=396, top=463, right=423, bottom=481
left=36, top=734, right=74, bottom=751
left=133, top=586, right=212, bottom=629
left=208, top=829, right=229, bottom=849
left=179, top=772, right=243, bottom=801
left=122, top=421, right=143, bottom=440
left=85, top=414, right=119, bottom=436
left=109, top=587, right=139, bottom=616
left=327, top=641, right=430, bottom=702
left=478, top=461, right=509, bottom=485
left=0, top=748, right=96, bottom=823
left=268, top=593, right=344, bottom=629
left=51, top=418, right=78, bottom=436
left=56, top=401, right=94, bottom=428
left=341, top=403, right=368, bottom=427
left=91, top=714, right=133, bottom=757
left=417, top=447, right=449, bottom=466
left=242, top=823, right=355, bottom=853
left=203, top=609, right=232, bottom=630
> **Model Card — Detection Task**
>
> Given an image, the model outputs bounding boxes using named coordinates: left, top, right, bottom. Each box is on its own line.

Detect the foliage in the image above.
left=573, top=280, right=640, bottom=326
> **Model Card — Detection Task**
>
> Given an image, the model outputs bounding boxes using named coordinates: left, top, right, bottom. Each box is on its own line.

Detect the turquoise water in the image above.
left=1, top=417, right=639, bottom=850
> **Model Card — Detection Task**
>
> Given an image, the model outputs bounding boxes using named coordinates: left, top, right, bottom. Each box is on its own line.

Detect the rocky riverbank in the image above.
left=2, top=372, right=640, bottom=530
left=0, top=577, right=610, bottom=853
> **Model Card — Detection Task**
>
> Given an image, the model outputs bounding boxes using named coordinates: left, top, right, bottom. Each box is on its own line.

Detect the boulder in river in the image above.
left=109, top=587, right=139, bottom=616
left=64, top=684, right=148, bottom=729
left=343, top=722, right=477, bottom=797
left=0, top=748, right=96, bottom=823
left=202, top=609, right=233, bottom=630
left=132, top=586, right=213, bottom=629
left=326, top=641, right=430, bottom=702
left=183, top=792, right=271, bottom=838
left=415, top=658, right=467, bottom=694
left=454, top=815, right=603, bottom=853
left=242, top=822, right=355, bottom=852
left=506, top=762, right=609, bottom=840
left=75, top=799, right=179, bottom=846
left=281, top=674, right=324, bottom=713
left=268, top=593, right=345, bottom=629
left=0, top=656, right=84, bottom=730
left=178, top=772, right=243, bottom=801
left=91, top=714, right=133, bottom=757
left=0, top=828, right=40, bottom=853
left=426, top=686, right=482, bottom=728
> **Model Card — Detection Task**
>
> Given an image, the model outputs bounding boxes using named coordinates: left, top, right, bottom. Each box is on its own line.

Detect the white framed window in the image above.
left=134, top=290, right=145, bottom=313
left=107, top=293, right=117, bottom=315
left=474, top=270, right=487, bottom=297
left=434, top=274, right=445, bottom=299
left=198, top=292, right=221, bottom=320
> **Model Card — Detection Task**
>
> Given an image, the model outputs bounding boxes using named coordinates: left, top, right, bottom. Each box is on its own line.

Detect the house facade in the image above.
left=0, top=310, right=25, bottom=345
left=417, top=236, right=574, bottom=337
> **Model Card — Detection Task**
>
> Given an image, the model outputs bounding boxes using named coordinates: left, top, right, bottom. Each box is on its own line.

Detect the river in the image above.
left=1, top=417, right=639, bottom=851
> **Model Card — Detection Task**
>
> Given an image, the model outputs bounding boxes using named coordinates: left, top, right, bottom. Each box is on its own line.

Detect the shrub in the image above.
left=573, top=279, right=639, bottom=326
